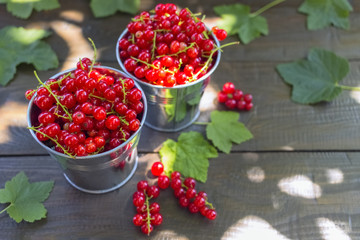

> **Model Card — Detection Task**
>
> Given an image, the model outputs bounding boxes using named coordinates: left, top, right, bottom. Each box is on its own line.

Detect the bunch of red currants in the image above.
left=25, top=58, right=144, bottom=157
left=118, top=3, right=228, bottom=87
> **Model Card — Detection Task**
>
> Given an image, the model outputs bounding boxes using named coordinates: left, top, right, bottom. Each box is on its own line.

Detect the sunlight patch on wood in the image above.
left=203, top=17, right=222, bottom=30
left=221, top=215, right=290, bottom=240
left=50, top=20, right=94, bottom=67
left=247, top=166, right=265, bottom=183
left=278, top=175, right=322, bottom=199
left=280, top=145, right=294, bottom=151
left=325, top=168, right=344, bottom=184
left=154, top=230, right=189, bottom=240
left=349, top=90, right=360, bottom=104
left=200, top=84, right=217, bottom=111
left=0, top=101, right=28, bottom=144
left=59, top=10, right=85, bottom=22
left=316, top=217, right=351, bottom=240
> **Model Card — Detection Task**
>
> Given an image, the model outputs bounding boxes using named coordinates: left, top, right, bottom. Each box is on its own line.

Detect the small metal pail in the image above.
left=27, top=66, right=147, bottom=194
left=116, top=30, right=221, bottom=132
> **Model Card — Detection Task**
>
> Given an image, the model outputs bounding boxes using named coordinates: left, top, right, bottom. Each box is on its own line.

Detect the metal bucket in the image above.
left=116, top=30, right=221, bottom=132
left=27, top=66, right=147, bottom=194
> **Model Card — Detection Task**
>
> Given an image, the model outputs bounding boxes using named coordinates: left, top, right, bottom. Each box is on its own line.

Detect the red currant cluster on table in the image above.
left=118, top=3, right=228, bottom=87
left=133, top=161, right=216, bottom=235
left=169, top=171, right=216, bottom=219
left=25, top=58, right=144, bottom=157
left=218, top=82, right=253, bottom=111
left=132, top=180, right=162, bottom=235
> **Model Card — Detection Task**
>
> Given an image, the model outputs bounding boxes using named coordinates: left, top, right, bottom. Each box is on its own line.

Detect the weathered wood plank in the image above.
left=0, top=0, right=359, bottom=63
left=2, top=60, right=360, bottom=155
left=1, top=152, right=360, bottom=239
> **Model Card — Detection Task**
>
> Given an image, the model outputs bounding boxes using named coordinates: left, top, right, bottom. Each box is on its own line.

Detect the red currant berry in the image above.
left=216, top=29, right=227, bottom=41
left=185, top=188, right=197, bottom=199
left=206, top=209, right=217, bottom=220
left=72, top=111, right=85, bottom=124
left=137, top=180, right=148, bottom=192
left=105, top=115, right=120, bottom=130
left=237, top=100, right=246, bottom=110
left=149, top=202, right=160, bottom=214
left=244, top=94, right=253, bottom=103
left=188, top=202, right=199, bottom=213
left=233, top=89, right=243, bottom=101
left=141, top=223, right=153, bottom=235
left=171, top=171, right=181, bottom=180
left=151, top=213, right=163, bottom=226
left=194, top=195, right=206, bottom=208
left=225, top=99, right=236, bottom=109
left=184, top=177, right=196, bottom=189
left=151, top=162, right=164, bottom=176
left=174, top=187, right=185, bottom=198
left=133, top=214, right=144, bottom=226
left=218, top=91, right=228, bottom=103
left=171, top=178, right=182, bottom=190
left=93, top=106, right=107, bottom=121
left=157, top=175, right=170, bottom=189
left=179, top=196, right=190, bottom=208
left=146, top=185, right=160, bottom=198
left=223, top=82, right=235, bottom=94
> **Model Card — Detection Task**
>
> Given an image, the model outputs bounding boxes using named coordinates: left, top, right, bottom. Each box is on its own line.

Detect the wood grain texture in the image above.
left=0, top=0, right=359, bottom=63
left=1, top=152, right=360, bottom=239
left=1, top=0, right=360, bottom=239
left=3, top=61, right=360, bottom=154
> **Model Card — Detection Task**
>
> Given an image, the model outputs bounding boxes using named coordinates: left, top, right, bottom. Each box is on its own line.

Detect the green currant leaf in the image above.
left=298, top=0, right=353, bottom=30
left=206, top=111, right=253, bottom=154
left=0, top=171, right=54, bottom=223
left=0, top=26, right=59, bottom=86
left=159, top=131, right=218, bottom=183
left=276, top=48, right=349, bottom=104
left=90, top=0, right=140, bottom=17
left=2, top=0, right=60, bottom=19
left=213, top=3, right=268, bottom=44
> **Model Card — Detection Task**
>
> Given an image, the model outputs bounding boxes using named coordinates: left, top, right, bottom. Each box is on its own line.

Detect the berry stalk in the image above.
left=250, top=0, right=286, bottom=17
left=33, top=71, right=73, bottom=120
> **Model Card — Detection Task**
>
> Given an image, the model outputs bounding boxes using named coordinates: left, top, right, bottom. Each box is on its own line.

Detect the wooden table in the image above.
left=1, top=0, right=360, bottom=239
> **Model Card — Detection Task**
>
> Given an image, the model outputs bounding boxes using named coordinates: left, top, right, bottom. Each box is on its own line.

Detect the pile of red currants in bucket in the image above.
left=117, top=3, right=234, bottom=87
left=26, top=56, right=145, bottom=158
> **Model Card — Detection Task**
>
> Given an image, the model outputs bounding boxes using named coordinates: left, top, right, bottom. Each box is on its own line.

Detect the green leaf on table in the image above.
left=1, top=0, right=60, bottom=19
left=213, top=3, right=268, bottom=44
left=276, top=48, right=349, bottom=104
left=0, top=26, right=59, bottom=86
left=90, top=0, right=140, bottom=17
left=159, top=131, right=218, bottom=183
left=206, top=111, right=253, bottom=154
left=298, top=0, right=353, bottom=30
left=0, top=171, right=54, bottom=223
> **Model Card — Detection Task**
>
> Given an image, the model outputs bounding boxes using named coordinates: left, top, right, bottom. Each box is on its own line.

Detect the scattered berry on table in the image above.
left=218, top=82, right=253, bottom=111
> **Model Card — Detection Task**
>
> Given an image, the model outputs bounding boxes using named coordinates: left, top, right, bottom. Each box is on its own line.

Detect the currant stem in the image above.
left=0, top=204, right=12, bottom=215
left=28, top=127, right=75, bottom=158
left=151, top=31, right=157, bottom=61
left=89, top=93, right=107, bottom=101
left=88, top=38, right=97, bottom=74
left=338, top=85, right=360, bottom=91
left=250, top=0, right=286, bottom=17
left=145, top=192, right=152, bottom=236
left=34, top=71, right=72, bottom=121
